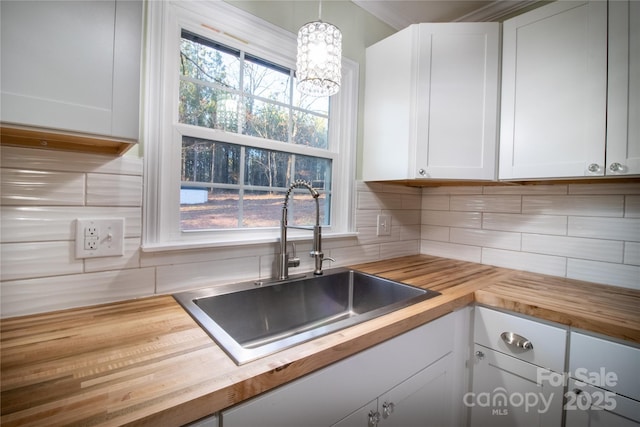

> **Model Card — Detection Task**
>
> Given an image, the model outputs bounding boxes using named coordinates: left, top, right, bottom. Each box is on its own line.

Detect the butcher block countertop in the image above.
left=2, top=255, right=639, bottom=426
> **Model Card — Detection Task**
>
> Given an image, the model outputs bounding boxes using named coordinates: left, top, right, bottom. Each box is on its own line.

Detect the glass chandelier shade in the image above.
left=296, top=20, right=342, bottom=97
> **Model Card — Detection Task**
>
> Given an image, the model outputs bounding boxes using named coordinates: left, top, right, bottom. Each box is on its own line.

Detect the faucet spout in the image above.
left=277, top=180, right=332, bottom=280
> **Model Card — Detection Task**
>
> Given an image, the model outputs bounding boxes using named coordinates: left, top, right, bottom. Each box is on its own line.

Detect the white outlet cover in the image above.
left=75, top=218, right=125, bottom=258
left=376, top=214, right=391, bottom=236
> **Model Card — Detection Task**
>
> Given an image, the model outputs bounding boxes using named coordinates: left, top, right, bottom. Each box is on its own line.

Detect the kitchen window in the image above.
left=143, top=1, right=357, bottom=249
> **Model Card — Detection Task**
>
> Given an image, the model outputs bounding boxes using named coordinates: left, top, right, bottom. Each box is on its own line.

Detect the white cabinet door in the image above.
left=468, top=344, right=564, bottom=427
left=379, top=354, right=454, bottom=427
left=363, top=23, right=499, bottom=181
left=607, top=0, right=640, bottom=176
left=499, top=1, right=607, bottom=179
left=0, top=0, right=142, bottom=141
left=333, top=354, right=455, bottom=427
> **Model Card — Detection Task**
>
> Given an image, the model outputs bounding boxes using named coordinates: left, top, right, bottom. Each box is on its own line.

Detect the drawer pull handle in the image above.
left=501, top=332, right=533, bottom=351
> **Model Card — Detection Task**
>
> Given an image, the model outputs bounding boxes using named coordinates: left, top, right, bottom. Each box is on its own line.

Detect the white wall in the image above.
left=0, top=146, right=420, bottom=317
left=421, top=184, right=640, bottom=289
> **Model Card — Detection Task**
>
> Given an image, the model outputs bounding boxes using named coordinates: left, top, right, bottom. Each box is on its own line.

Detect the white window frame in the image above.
left=142, top=0, right=358, bottom=250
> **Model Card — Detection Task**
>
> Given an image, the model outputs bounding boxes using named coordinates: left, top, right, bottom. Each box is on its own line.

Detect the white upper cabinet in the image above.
left=1, top=0, right=142, bottom=144
left=363, top=23, right=500, bottom=181
left=607, top=0, right=640, bottom=176
left=499, top=0, right=639, bottom=179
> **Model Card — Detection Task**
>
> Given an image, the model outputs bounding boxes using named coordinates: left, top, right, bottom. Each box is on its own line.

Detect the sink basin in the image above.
left=173, top=268, right=440, bottom=365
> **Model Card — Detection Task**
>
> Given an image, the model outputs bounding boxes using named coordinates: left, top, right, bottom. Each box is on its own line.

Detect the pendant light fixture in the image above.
left=296, top=0, right=342, bottom=97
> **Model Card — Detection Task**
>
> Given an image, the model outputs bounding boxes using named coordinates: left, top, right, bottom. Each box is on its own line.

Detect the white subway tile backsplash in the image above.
left=0, top=146, right=143, bottom=175
left=523, top=195, right=624, bottom=217
left=357, top=191, right=403, bottom=210
left=483, top=213, right=567, bottom=235
left=626, top=195, right=640, bottom=218
left=401, top=194, right=422, bottom=210
left=483, top=184, right=567, bottom=195
left=422, top=210, right=482, bottom=228
left=482, top=248, right=566, bottom=277
left=0, top=268, right=155, bottom=317
left=390, top=209, right=421, bottom=225
left=2, top=144, right=638, bottom=316
left=421, top=225, right=450, bottom=242
left=567, top=259, right=640, bottom=290
left=1, top=207, right=142, bottom=243
left=0, top=241, right=83, bottom=281
left=156, top=257, right=260, bottom=294
left=450, top=195, right=521, bottom=213
left=568, top=183, right=640, bottom=195
left=420, top=184, right=639, bottom=288
left=1, top=169, right=85, bottom=206
left=87, top=173, right=142, bottom=206
left=329, top=243, right=380, bottom=266
left=380, top=240, right=419, bottom=259
left=624, top=242, right=640, bottom=266
left=399, top=224, right=421, bottom=241
left=421, top=240, right=482, bottom=263
left=568, top=217, right=640, bottom=242
left=450, top=228, right=521, bottom=251
left=422, top=195, right=450, bottom=211
left=522, top=234, right=623, bottom=263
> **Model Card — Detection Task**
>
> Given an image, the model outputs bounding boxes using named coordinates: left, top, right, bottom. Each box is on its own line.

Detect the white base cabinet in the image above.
left=468, top=344, right=564, bottom=427
left=565, top=331, right=640, bottom=426
left=469, top=307, right=566, bottom=427
left=221, top=310, right=468, bottom=427
left=334, top=353, right=454, bottom=427
left=565, top=379, right=640, bottom=427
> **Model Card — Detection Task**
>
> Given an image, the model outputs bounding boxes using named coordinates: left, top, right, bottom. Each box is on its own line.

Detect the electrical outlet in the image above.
left=376, top=214, right=391, bottom=236
left=75, top=218, right=125, bottom=258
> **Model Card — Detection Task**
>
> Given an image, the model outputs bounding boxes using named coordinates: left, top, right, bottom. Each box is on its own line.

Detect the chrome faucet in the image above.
left=277, top=180, right=334, bottom=280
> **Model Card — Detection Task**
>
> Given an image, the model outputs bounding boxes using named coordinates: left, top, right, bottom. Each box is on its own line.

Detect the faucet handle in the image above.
left=288, top=242, right=300, bottom=267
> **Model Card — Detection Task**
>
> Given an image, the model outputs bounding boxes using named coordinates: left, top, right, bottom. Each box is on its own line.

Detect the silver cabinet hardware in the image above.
left=609, top=162, right=625, bottom=173
left=475, top=350, right=485, bottom=360
left=587, top=163, right=601, bottom=173
left=501, top=332, right=533, bottom=351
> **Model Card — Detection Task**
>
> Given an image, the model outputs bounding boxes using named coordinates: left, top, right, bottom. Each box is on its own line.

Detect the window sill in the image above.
left=141, top=231, right=359, bottom=253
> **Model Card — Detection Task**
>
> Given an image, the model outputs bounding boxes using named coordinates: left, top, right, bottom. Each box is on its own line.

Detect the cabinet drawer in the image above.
left=569, top=332, right=640, bottom=401
left=566, top=378, right=640, bottom=426
left=474, top=306, right=567, bottom=372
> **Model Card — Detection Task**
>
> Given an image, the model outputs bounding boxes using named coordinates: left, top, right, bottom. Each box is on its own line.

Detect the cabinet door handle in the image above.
left=609, top=162, right=625, bottom=173
left=500, top=332, right=533, bottom=351
left=587, top=163, right=601, bottom=173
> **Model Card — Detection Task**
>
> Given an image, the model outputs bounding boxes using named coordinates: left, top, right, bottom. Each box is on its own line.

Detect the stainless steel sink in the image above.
left=173, top=268, right=440, bottom=365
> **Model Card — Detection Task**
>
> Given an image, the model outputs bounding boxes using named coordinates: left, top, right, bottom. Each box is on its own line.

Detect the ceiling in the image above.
left=351, top=0, right=544, bottom=30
